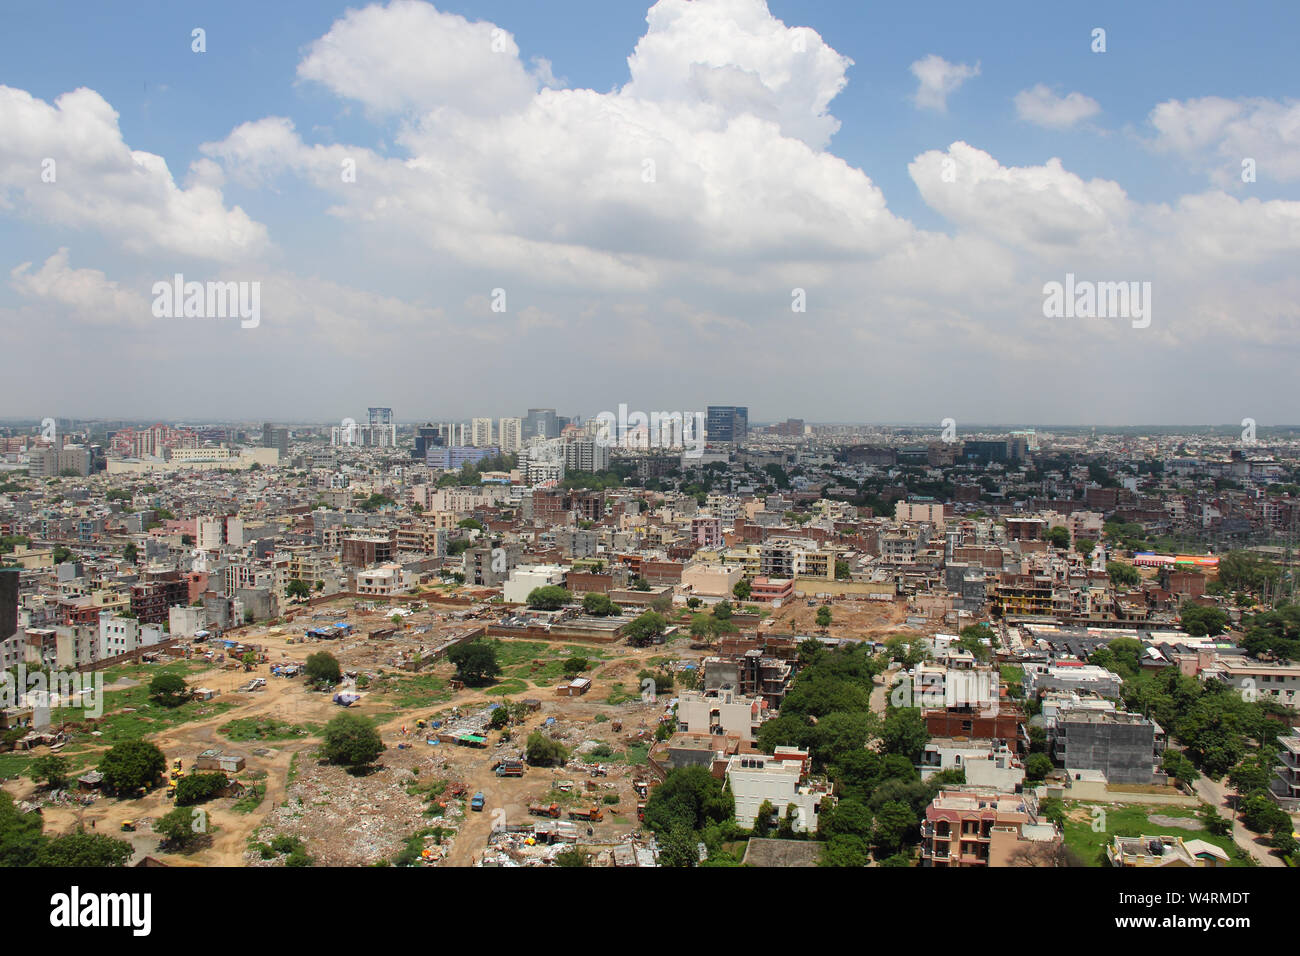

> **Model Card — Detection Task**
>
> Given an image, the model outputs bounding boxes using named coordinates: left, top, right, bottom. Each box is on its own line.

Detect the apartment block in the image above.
left=920, top=789, right=1059, bottom=867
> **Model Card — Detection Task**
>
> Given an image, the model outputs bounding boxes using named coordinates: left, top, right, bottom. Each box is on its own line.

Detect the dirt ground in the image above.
left=767, top=597, right=908, bottom=640
left=4, top=597, right=691, bottom=867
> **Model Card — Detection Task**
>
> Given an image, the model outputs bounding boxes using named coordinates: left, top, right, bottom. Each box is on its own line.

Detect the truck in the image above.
left=568, top=807, right=603, bottom=823
left=470, top=791, right=485, bottom=812
left=495, top=759, right=525, bottom=778
left=528, top=802, right=562, bottom=818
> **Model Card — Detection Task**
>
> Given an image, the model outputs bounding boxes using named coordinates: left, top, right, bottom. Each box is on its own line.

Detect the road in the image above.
left=1192, top=775, right=1284, bottom=867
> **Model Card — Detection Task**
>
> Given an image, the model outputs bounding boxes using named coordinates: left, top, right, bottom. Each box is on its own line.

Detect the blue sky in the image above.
left=2, top=0, right=1299, bottom=424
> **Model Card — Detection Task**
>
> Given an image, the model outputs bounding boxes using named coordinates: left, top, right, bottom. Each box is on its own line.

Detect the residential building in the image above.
left=920, top=789, right=1060, bottom=867
left=1053, top=710, right=1165, bottom=785
left=1106, top=834, right=1229, bottom=868
left=676, top=688, right=766, bottom=742
left=726, top=747, right=829, bottom=832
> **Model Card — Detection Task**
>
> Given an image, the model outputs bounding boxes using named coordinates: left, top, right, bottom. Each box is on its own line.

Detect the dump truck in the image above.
left=470, top=791, right=485, bottom=812
left=568, top=807, right=603, bottom=822
left=120, top=821, right=135, bottom=832
left=495, top=759, right=525, bottom=777
left=528, top=802, right=562, bottom=818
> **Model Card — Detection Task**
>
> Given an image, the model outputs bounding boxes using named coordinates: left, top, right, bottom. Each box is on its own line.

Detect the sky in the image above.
left=1, top=0, right=1299, bottom=427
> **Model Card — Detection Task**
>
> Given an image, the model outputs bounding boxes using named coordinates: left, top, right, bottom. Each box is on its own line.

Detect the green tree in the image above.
left=818, top=798, right=873, bottom=840
left=752, top=799, right=776, bottom=837
left=880, top=708, right=929, bottom=763
left=1228, top=752, right=1276, bottom=795
left=1046, top=526, right=1070, bottom=549
left=175, top=773, right=228, bottom=807
left=98, top=741, right=166, bottom=793
left=562, top=656, right=590, bottom=679
left=581, top=592, right=620, bottom=616
left=1075, top=538, right=1096, bottom=558
left=122, top=543, right=139, bottom=563
left=1239, top=790, right=1290, bottom=834
left=0, top=791, right=45, bottom=866
left=815, top=606, right=832, bottom=628
left=148, top=672, right=189, bottom=707
left=1180, top=602, right=1227, bottom=637
left=1161, top=749, right=1200, bottom=786
left=526, top=586, right=571, bottom=610
left=37, top=830, right=133, bottom=867
left=643, top=765, right=733, bottom=836
left=957, top=623, right=995, bottom=661
left=656, top=823, right=700, bottom=867
left=286, top=579, right=311, bottom=600
left=733, top=579, right=752, bottom=601
left=820, top=834, right=870, bottom=867
left=304, top=651, right=342, bottom=687
left=447, top=640, right=501, bottom=685
left=1025, top=753, right=1054, bottom=782
left=154, top=806, right=205, bottom=850
left=30, top=754, right=70, bottom=789
left=623, top=611, right=668, bottom=647
left=1107, top=561, right=1140, bottom=588
left=871, top=800, right=918, bottom=857
left=525, top=731, right=568, bottom=767
left=321, top=713, right=384, bottom=770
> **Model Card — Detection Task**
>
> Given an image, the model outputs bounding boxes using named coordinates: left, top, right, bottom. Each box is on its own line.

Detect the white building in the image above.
left=725, top=747, right=829, bottom=833
left=98, top=615, right=163, bottom=659
left=168, top=605, right=208, bottom=639
left=503, top=565, right=568, bottom=604
left=920, top=738, right=1025, bottom=790
left=356, top=564, right=408, bottom=597
left=471, top=418, right=495, bottom=448
left=676, top=689, right=766, bottom=742
left=498, top=418, right=523, bottom=455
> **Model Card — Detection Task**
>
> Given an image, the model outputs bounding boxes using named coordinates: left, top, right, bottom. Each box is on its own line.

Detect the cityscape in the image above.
left=1, top=0, right=1295, bottom=926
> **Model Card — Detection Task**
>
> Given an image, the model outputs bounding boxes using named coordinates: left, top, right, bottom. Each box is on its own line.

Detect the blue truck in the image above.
left=470, top=791, right=485, bottom=812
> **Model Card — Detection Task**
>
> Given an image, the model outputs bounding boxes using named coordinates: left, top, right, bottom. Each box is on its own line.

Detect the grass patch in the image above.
left=606, top=683, right=637, bottom=705
left=220, top=717, right=319, bottom=741
left=232, top=782, right=267, bottom=814
left=484, top=679, right=529, bottom=696
left=1061, top=802, right=1245, bottom=867
left=370, top=672, right=453, bottom=709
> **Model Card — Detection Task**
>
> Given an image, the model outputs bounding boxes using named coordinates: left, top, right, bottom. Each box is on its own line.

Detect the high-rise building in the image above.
left=414, top=423, right=444, bottom=460
left=706, top=406, right=749, bottom=443
left=524, top=408, right=559, bottom=440
left=564, top=439, right=610, bottom=473
left=498, top=418, right=523, bottom=455
left=471, top=418, right=495, bottom=447
left=367, top=407, right=397, bottom=447
left=0, top=569, right=18, bottom=643
left=262, top=423, right=289, bottom=458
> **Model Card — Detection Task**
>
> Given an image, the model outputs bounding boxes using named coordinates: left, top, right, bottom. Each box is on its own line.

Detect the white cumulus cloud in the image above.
left=909, top=54, right=979, bottom=112
left=1014, top=84, right=1101, bottom=129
